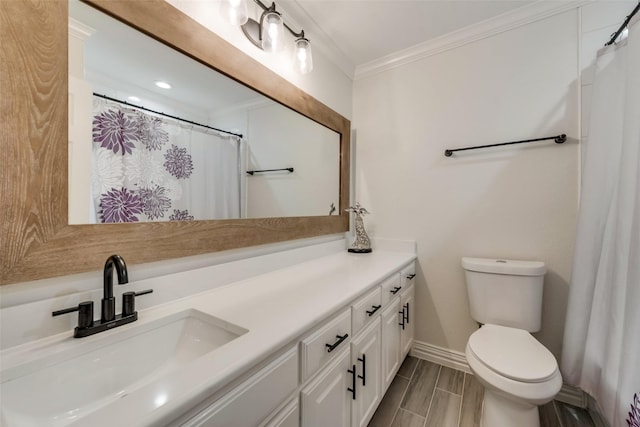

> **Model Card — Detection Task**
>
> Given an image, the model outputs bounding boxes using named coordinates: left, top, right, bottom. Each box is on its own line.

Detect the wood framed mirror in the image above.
left=0, top=0, right=350, bottom=285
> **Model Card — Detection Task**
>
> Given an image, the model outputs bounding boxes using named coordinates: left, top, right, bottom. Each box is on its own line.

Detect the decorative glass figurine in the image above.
left=346, top=202, right=372, bottom=253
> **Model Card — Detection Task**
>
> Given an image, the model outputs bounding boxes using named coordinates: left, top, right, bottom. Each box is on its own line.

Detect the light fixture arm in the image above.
left=251, top=0, right=305, bottom=39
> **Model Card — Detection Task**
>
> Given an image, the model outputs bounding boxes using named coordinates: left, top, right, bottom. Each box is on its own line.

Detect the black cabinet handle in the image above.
left=366, top=305, right=382, bottom=317
left=390, top=286, right=402, bottom=295
left=399, top=309, right=405, bottom=330
left=404, top=302, right=410, bottom=324
left=347, top=364, right=357, bottom=400
left=406, top=273, right=416, bottom=280
left=358, top=354, right=366, bottom=386
left=326, top=333, right=349, bottom=352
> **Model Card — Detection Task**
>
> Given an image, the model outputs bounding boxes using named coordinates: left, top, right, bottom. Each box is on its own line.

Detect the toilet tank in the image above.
left=462, top=257, right=546, bottom=332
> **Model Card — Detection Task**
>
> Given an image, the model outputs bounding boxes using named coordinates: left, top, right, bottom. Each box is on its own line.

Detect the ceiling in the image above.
left=280, top=0, right=536, bottom=72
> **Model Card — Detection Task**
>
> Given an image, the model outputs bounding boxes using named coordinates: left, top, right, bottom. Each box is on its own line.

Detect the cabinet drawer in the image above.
left=301, top=308, right=351, bottom=381
left=379, top=272, right=402, bottom=306
left=183, top=346, right=298, bottom=427
left=401, top=263, right=416, bottom=288
left=351, top=287, right=382, bottom=336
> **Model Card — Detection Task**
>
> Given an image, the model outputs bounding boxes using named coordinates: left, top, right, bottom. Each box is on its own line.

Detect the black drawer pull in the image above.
left=390, top=286, right=402, bottom=295
left=358, top=354, right=366, bottom=386
left=399, top=309, right=405, bottom=330
left=366, top=305, right=382, bottom=317
left=326, top=333, right=349, bottom=352
left=404, top=302, right=410, bottom=324
left=406, top=273, right=416, bottom=280
left=347, top=364, right=357, bottom=400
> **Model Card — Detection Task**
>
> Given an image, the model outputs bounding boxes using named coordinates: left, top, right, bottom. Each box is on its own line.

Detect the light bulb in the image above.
left=293, top=37, right=313, bottom=74
left=220, top=0, right=248, bottom=26
left=261, top=11, right=284, bottom=52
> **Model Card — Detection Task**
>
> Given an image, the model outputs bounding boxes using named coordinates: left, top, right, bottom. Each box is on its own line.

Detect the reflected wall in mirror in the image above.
left=0, top=0, right=350, bottom=285
left=68, top=1, right=340, bottom=224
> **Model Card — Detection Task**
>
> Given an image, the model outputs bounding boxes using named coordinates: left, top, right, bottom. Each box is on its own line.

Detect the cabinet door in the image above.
left=351, top=317, right=381, bottom=427
left=400, top=284, right=415, bottom=358
left=300, top=347, right=351, bottom=427
left=380, top=298, right=401, bottom=390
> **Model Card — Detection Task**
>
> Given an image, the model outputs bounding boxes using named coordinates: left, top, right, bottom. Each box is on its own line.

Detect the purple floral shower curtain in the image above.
left=91, top=98, right=241, bottom=223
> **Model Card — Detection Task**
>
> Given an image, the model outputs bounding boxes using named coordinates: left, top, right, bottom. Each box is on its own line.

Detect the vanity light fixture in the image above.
left=222, top=0, right=313, bottom=74
left=155, top=81, right=172, bottom=89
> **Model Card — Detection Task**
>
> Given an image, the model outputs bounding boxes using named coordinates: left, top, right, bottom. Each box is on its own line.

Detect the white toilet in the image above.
left=462, top=257, right=562, bottom=427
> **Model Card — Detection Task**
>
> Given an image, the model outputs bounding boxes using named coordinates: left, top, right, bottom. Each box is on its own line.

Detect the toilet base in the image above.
left=482, top=388, right=540, bottom=427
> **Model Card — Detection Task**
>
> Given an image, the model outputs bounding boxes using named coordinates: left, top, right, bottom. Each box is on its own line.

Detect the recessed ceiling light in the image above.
left=127, top=96, right=141, bottom=102
left=155, top=81, right=172, bottom=89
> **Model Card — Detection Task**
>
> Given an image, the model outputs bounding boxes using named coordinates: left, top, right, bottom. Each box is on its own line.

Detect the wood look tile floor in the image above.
left=368, top=356, right=595, bottom=427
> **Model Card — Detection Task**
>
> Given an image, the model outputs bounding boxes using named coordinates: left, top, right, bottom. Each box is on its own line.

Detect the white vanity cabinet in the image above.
left=176, top=260, right=416, bottom=427
left=300, top=263, right=414, bottom=427
left=300, top=290, right=382, bottom=427
left=181, top=346, right=298, bottom=427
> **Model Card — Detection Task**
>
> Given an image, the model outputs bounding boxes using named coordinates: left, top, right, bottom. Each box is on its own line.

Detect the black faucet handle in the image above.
left=122, top=289, right=153, bottom=317
left=52, top=301, right=94, bottom=329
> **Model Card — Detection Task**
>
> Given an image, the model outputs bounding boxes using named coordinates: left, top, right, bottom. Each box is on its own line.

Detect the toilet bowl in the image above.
left=461, top=257, right=562, bottom=427
left=465, top=324, right=562, bottom=427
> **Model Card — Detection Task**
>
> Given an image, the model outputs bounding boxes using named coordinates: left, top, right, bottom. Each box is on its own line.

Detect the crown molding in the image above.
left=354, top=0, right=593, bottom=80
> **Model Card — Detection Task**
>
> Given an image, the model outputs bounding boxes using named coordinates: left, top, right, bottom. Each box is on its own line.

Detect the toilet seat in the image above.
left=468, top=324, right=557, bottom=383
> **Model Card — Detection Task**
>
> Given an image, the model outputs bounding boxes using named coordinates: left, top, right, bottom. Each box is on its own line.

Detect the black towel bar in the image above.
left=444, top=134, right=566, bottom=157
left=246, top=167, right=294, bottom=175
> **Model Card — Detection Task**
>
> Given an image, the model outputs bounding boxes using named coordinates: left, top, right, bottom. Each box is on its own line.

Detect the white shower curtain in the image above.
left=561, top=15, right=640, bottom=427
left=91, top=98, right=242, bottom=223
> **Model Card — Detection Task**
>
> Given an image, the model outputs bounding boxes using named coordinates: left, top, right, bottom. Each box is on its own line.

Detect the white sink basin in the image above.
left=0, top=309, right=248, bottom=427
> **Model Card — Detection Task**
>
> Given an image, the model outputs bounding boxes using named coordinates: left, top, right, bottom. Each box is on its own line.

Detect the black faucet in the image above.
left=52, top=254, right=152, bottom=338
left=102, top=254, right=129, bottom=322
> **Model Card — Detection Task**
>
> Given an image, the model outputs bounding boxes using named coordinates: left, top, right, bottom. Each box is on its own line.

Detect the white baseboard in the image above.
left=409, top=340, right=587, bottom=408
left=410, top=340, right=471, bottom=374
left=556, top=383, right=588, bottom=408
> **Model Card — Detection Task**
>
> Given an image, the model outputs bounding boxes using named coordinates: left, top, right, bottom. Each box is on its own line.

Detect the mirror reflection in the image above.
left=68, top=0, right=340, bottom=224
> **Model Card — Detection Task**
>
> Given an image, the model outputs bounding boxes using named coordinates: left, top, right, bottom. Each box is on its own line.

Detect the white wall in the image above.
left=353, top=10, right=581, bottom=358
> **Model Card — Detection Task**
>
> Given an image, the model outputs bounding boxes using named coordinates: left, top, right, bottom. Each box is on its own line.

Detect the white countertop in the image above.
left=1, top=249, right=415, bottom=427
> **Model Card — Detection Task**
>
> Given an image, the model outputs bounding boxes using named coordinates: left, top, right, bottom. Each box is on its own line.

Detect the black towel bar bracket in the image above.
left=444, top=134, right=566, bottom=157
left=246, top=167, right=294, bottom=175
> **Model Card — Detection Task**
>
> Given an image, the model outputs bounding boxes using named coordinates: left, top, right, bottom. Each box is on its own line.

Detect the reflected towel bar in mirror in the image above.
left=444, top=134, right=566, bottom=157
left=246, top=168, right=294, bottom=175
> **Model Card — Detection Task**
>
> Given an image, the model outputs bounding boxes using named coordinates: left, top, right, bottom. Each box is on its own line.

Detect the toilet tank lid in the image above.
left=462, top=257, right=546, bottom=276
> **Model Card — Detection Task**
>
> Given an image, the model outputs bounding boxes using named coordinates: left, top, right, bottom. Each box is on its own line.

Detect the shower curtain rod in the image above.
left=93, top=93, right=243, bottom=139
left=444, top=134, right=566, bottom=157
left=605, top=1, right=640, bottom=46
